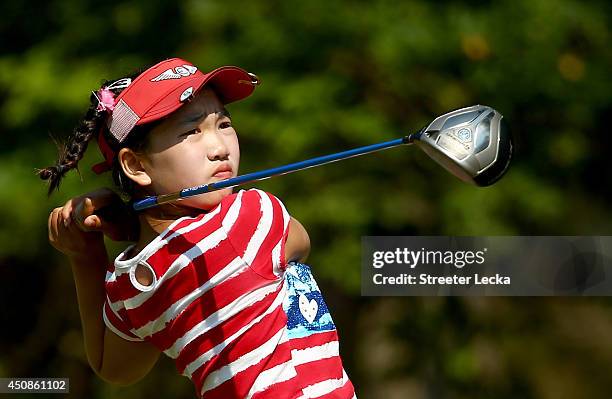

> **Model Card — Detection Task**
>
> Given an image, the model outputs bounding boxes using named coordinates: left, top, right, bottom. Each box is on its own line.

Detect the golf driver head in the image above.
left=411, top=105, right=513, bottom=186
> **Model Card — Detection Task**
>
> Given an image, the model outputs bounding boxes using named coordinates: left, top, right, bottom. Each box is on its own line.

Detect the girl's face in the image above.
left=137, top=87, right=240, bottom=211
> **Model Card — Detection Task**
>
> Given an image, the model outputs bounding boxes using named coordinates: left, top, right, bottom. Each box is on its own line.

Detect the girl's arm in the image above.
left=285, top=216, right=311, bottom=263
left=67, top=248, right=160, bottom=385
left=49, top=189, right=159, bottom=385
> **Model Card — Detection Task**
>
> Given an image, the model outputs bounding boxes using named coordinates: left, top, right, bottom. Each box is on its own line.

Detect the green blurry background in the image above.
left=1, top=0, right=611, bottom=397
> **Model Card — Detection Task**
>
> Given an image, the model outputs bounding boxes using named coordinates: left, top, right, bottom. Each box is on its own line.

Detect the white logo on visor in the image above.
left=180, top=87, right=194, bottom=102
left=151, top=64, right=198, bottom=82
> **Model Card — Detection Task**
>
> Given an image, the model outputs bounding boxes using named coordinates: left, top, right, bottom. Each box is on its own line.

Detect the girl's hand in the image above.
left=48, top=188, right=139, bottom=257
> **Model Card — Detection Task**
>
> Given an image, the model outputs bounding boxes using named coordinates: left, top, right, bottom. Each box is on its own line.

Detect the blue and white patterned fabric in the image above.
left=282, top=261, right=337, bottom=339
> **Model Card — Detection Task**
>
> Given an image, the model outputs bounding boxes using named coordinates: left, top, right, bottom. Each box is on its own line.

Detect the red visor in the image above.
left=92, top=57, right=259, bottom=174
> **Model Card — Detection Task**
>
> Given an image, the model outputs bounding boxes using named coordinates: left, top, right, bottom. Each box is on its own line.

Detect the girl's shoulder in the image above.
left=114, top=189, right=285, bottom=267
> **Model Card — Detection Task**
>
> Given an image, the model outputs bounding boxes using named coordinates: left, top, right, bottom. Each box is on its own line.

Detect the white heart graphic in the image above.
left=298, top=293, right=318, bottom=323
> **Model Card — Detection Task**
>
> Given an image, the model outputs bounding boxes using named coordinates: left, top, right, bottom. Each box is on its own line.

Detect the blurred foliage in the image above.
left=1, top=0, right=611, bottom=398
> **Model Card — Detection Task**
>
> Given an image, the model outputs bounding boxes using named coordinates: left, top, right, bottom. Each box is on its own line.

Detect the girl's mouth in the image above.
left=212, top=171, right=233, bottom=179
left=211, top=162, right=233, bottom=179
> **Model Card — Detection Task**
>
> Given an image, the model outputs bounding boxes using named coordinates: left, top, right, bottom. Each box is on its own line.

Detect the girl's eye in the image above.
left=219, top=121, right=232, bottom=129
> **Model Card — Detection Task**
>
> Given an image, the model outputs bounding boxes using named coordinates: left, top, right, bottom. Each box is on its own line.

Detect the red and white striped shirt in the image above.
left=103, top=188, right=357, bottom=398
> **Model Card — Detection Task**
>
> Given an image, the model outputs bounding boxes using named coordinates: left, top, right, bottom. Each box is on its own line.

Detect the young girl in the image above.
left=39, top=58, right=357, bottom=398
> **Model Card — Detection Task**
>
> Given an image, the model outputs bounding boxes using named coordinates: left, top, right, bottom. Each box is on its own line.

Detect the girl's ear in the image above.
left=118, top=148, right=152, bottom=187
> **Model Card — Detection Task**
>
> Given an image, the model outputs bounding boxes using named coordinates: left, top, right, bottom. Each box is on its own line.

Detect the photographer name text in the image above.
left=373, top=273, right=510, bottom=285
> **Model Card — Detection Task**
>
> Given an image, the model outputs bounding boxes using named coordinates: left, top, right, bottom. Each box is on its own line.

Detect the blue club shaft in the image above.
left=133, top=135, right=413, bottom=211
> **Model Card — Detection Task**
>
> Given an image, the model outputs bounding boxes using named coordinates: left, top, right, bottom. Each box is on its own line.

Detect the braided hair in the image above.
left=36, top=70, right=159, bottom=199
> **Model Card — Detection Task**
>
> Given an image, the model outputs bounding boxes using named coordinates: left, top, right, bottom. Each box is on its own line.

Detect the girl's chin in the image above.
left=180, top=190, right=234, bottom=210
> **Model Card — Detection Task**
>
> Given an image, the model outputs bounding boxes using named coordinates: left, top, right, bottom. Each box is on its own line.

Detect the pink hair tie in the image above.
left=92, top=78, right=131, bottom=113
left=94, top=87, right=116, bottom=112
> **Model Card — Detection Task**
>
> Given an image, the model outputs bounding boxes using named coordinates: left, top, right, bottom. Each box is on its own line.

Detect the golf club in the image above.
left=131, top=104, right=513, bottom=211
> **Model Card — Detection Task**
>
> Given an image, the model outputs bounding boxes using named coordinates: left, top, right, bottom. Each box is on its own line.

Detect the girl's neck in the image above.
left=131, top=204, right=205, bottom=257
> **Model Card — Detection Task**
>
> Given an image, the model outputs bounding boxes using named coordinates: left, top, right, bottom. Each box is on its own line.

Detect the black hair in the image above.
left=36, top=69, right=159, bottom=200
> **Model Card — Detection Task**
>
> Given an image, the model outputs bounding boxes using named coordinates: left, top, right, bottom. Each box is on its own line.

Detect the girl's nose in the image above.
left=206, top=132, right=230, bottom=161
